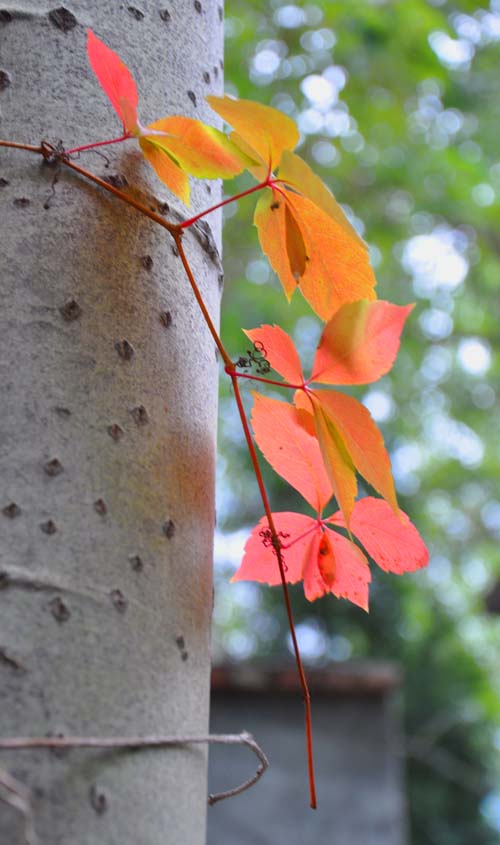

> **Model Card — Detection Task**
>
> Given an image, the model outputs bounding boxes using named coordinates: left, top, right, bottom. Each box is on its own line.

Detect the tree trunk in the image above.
left=0, top=3, right=223, bottom=842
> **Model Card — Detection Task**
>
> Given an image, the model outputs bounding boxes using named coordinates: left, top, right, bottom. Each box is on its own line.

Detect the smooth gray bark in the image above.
left=0, top=3, right=223, bottom=843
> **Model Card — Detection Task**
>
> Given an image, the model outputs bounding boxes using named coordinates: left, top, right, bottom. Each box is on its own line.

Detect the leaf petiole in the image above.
left=64, top=133, right=132, bottom=156
left=224, top=366, right=306, bottom=392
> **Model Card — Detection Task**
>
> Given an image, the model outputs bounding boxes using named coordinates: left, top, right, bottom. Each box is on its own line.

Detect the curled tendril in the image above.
left=234, top=342, right=271, bottom=376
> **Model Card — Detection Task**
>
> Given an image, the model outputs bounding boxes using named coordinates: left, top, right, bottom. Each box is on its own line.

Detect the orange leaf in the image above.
left=141, top=116, right=252, bottom=180
left=329, top=497, right=429, bottom=575
left=250, top=394, right=333, bottom=512
left=86, top=29, right=138, bottom=133
left=306, top=392, right=357, bottom=527
left=310, top=390, right=398, bottom=513
left=138, top=137, right=190, bottom=204
left=254, top=190, right=297, bottom=300
left=312, top=300, right=414, bottom=385
left=244, top=324, right=303, bottom=384
left=233, top=512, right=316, bottom=586
left=303, top=529, right=370, bottom=609
left=206, top=95, right=299, bottom=172
left=284, top=191, right=377, bottom=320
left=278, top=151, right=366, bottom=248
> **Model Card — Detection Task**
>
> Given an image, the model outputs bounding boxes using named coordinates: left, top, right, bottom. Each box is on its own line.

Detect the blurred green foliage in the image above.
left=215, top=1, right=500, bottom=842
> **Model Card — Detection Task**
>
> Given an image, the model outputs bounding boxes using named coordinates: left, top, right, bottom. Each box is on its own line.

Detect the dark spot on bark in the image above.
left=104, top=173, right=128, bottom=189
left=14, top=197, right=30, bottom=208
left=0, top=177, right=9, bottom=188
left=206, top=184, right=212, bottom=194
left=44, top=458, right=63, bottom=477
left=50, top=596, right=70, bottom=623
left=59, top=298, right=81, bottom=322
left=3, top=502, right=21, bottom=518
left=175, top=634, right=189, bottom=661
left=94, top=498, right=107, bottom=515
left=0, top=648, right=24, bottom=672
left=130, top=555, right=143, bottom=572
left=40, top=519, right=57, bottom=535
left=0, top=70, right=11, bottom=91
left=220, top=59, right=224, bottom=70
left=115, top=339, right=135, bottom=361
left=0, top=11, right=13, bottom=24
left=130, top=405, right=149, bottom=426
left=89, top=785, right=108, bottom=815
left=48, top=7, right=77, bottom=32
left=110, top=589, right=127, bottom=612
left=157, top=200, right=170, bottom=214
left=127, top=6, right=144, bottom=20
left=140, top=254, right=153, bottom=271
left=270, top=201, right=280, bottom=210
left=213, top=66, right=218, bottom=78
left=159, top=310, right=172, bottom=328
left=171, top=244, right=179, bottom=257
left=107, top=423, right=124, bottom=441
left=194, top=0, right=202, bottom=11
left=187, top=90, right=197, bottom=107
left=159, top=8, right=170, bottom=22
left=0, top=571, right=10, bottom=590
left=203, top=71, right=212, bottom=86
left=218, top=273, right=224, bottom=289
left=218, top=6, right=223, bottom=22
left=47, top=732, right=69, bottom=757
left=54, top=406, right=71, bottom=418
left=163, top=519, right=175, bottom=539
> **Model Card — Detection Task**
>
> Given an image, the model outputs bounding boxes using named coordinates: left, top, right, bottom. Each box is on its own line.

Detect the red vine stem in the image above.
left=0, top=138, right=317, bottom=809
left=65, top=133, right=131, bottom=156
left=180, top=175, right=275, bottom=229
left=224, top=367, right=305, bottom=392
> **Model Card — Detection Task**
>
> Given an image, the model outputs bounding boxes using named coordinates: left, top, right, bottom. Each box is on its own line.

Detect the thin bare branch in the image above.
left=0, top=766, right=36, bottom=845
left=0, top=731, right=268, bottom=807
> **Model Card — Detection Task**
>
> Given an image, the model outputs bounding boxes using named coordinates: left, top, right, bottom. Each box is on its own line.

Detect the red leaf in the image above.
left=87, top=29, right=138, bottom=132
left=311, top=300, right=414, bottom=385
left=251, top=393, right=333, bottom=512
left=232, top=512, right=317, bottom=586
left=233, top=513, right=370, bottom=609
left=244, top=324, right=303, bottom=385
left=329, top=497, right=429, bottom=574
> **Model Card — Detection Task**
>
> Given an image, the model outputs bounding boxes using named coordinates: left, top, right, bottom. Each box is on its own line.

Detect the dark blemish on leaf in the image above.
left=0, top=571, right=10, bottom=590
left=0, top=70, right=11, bottom=91
left=89, top=785, right=108, bottom=815
left=130, top=555, right=143, bottom=572
left=163, top=519, right=175, bottom=539
left=115, top=339, right=135, bottom=360
left=50, top=596, right=70, bottom=623
left=159, top=310, right=172, bottom=328
left=14, top=197, right=30, bottom=208
left=44, top=458, right=63, bottom=477
left=54, top=406, right=71, bottom=418
left=107, top=423, right=124, bottom=442
left=0, top=177, right=9, bottom=188
left=94, top=498, right=107, bottom=516
left=59, top=298, right=81, bottom=322
left=187, top=90, right=197, bottom=107
left=175, top=635, right=189, bottom=661
left=3, top=502, right=20, bottom=518
left=203, top=71, right=211, bottom=84
left=40, top=520, right=57, bottom=535
left=110, top=589, right=127, bottom=612
left=48, top=7, right=77, bottom=32
left=127, top=6, right=144, bottom=20
left=140, top=254, right=153, bottom=271
left=104, top=173, right=128, bottom=189
left=130, top=405, right=149, bottom=426
left=0, top=648, right=24, bottom=672
left=159, top=9, right=171, bottom=23
left=171, top=244, right=179, bottom=257
left=0, top=11, right=13, bottom=24
left=270, top=201, right=280, bottom=210
left=194, top=0, right=202, bottom=11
